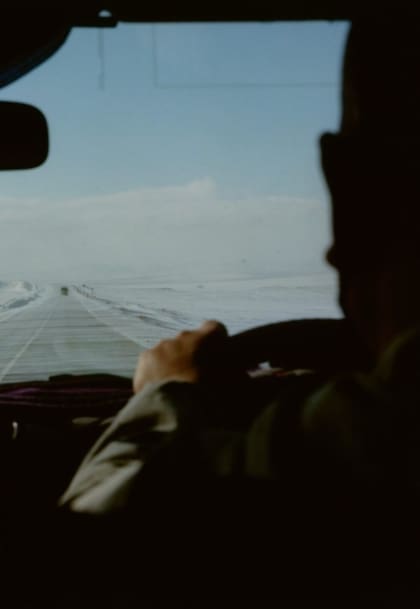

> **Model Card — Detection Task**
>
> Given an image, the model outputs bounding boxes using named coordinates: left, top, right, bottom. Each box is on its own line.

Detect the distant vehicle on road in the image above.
left=61, top=286, right=69, bottom=296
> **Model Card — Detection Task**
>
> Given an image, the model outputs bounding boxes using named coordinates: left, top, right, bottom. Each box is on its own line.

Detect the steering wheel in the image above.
left=228, top=318, right=372, bottom=374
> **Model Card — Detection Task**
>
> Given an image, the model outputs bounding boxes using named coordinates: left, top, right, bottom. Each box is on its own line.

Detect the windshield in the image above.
left=0, top=22, right=347, bottom=383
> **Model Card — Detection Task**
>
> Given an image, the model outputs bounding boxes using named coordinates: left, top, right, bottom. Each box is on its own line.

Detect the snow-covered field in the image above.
left=75, top=273, right=342, bottom=343
left=0, top=281, right=45, bottom=316
left=0, top=275, right=342, bottom=382
left=0, top=274, right=342, bottom=342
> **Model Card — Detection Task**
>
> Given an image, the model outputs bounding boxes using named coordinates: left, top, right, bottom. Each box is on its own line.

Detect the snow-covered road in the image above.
left=0, top=287, right=146, bottom=383
left=0, top=274, right=340, bottom=384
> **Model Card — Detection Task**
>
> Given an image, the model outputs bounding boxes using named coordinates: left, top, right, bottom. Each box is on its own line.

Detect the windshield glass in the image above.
left=0, top=22, right=348, bottom=382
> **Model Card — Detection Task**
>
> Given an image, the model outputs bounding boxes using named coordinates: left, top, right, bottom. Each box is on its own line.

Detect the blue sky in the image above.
left=0, top=22, right=349, bottom=281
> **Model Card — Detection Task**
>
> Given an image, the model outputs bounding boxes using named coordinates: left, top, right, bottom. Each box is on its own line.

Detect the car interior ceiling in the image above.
left=0, top=0, right=404, bottom=77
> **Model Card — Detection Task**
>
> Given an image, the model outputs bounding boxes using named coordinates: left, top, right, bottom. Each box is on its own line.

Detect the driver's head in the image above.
left=320, top=21, right=420, bottom=355
left=339, top=20, right=420, bottom=136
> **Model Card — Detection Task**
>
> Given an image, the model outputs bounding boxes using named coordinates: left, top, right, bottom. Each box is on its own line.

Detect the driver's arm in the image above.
left=60, top=321, right=245, bottom=513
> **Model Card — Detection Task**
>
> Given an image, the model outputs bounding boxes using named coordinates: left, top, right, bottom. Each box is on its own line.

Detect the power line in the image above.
left=153, top=81, right=337, bottom=89
left=151, top=25, right=159, bottom=89
left=98, top=29, right=106, bottom=91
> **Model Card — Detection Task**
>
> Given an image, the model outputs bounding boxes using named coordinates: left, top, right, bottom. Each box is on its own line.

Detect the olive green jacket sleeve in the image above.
left=60, top=327, right=420, bottom=514
left=59, top=380, right=201, bottom=513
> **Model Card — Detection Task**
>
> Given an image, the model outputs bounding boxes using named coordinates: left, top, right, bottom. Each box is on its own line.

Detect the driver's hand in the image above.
left=133, top=320, right=229, bottom=394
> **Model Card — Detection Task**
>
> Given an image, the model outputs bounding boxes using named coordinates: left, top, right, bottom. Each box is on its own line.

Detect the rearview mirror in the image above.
left=0, top=102, right=48, bottom=169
